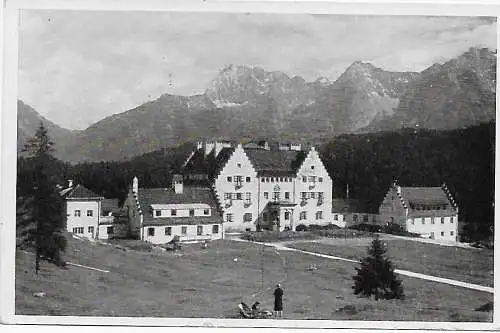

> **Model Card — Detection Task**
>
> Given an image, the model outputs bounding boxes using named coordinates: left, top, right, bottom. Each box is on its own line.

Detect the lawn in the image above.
left=288, top=237, right=494, bottom=287
left=15, top=235, right=493, bottom=321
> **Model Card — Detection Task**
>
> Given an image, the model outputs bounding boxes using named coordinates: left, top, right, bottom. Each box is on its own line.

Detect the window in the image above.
left=451, top=216, right=454, bottom=223
left=300, top=211, right=307, bottom=220
left=155, top=210, right=161, bottom=217
left=189, top=209, right=195, bottom=216
left=246, top=177, right=251, bottom=182
left=310, top=192, right=316, bottom=199
left=432, top=218, right=436, bottom=224
left=237, top=163, right=241, bottom=168
left=273, top=192, right=280, bottom=202
left=363, top=215, right=369, bottom=223
left=243, top=213, right=252, bottom=222
left=441, top=231, right=445, bottom=236
left=204, top=209, right=210, bottom=215
left=265, top=178, right=270, bottom=183
left=316, top=211, right=323, bottom=220
left=212, top=225, right=219, bottom=234
left=261, top=178, right=265, bottom=182
left=334, top=214, right=338, bottom=221
left=74, top=210, right=81, bottom=217
left=197, top=226, right=203, bottom=236
left=236, top=193, right=243, bottom=200
left=301, top=192, right=307, bottom=200
left=318, top=177, right=323, bottom=182
left=311, top=165, right=315, bottom=170
left=422, top=219, right=425, bottom=225
left=87, top=210, right=93, bottom=217
left=88, top=226, right=94, bottom=234
left=430, top=232, right=434, bottom=239
left=309, top=176, right=316, bottom=182
left=450, top=231, right=454, bottom=236
left=284, top=212, right=290, bottom=220
left=353, top=214, right=358, bottom=223
left=148, top=228, right=155, bottom=236
left=264, top=192, right=269, bottom=199
left=72, top=227, right=84, bottom=234
left=302, top=176, right=307, bottom=182
left=224, top=193, right=230, bottom=200
left=182, top=226, right=187, bottom=234
left=226, top=213, right=233, bottom=222
left=227, top=176, right=232, bottom=182
left=165, top=227, right=172, bottom=235
left=271, top=177, right=275, bottom=183
left=284, top=192, right=290, bottom=200
left=441, top=217, right=445, bottom=224
left=107, top=226, right=114, bottom=235
left=279, top=177, right=284, bottom=182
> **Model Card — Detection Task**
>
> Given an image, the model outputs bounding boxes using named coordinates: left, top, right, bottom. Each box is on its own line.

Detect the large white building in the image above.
left=182, top=142, right=333, bottom=232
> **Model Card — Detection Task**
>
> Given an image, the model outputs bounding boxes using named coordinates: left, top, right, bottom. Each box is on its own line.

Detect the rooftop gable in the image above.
left=61, top=184, right=103, bottom=200
left=244, top=149, right=307, bottom=177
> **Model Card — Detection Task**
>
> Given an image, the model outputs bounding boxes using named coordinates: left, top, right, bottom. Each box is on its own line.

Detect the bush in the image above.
left=350, top=224, right=382, bottom=233
left=295, top=224, right=308, bottom=232
left=241, top=230, right=317, bottom=242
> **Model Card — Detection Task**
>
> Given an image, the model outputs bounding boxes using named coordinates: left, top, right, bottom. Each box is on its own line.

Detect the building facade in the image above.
left=123, top=176, right=223, bottom=244
left=212, top=144, right=333, bottom=232
left=331, top=198, right=378, bottom=228
left=379, top=182, right=459, bottom=241
left=60, top=182, right=104, bottom=240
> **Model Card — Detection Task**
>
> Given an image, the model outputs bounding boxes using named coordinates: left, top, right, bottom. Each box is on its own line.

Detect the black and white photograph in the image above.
left=1, top=0, right=498, bottom=329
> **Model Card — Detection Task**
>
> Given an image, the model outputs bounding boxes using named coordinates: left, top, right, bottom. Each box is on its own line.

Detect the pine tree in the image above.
left=20, top=123, right=67, bottom=274
left=352, top=236, right=404, bottom=300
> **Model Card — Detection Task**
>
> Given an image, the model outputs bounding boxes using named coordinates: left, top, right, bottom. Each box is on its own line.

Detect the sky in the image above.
left=18, top=11, right=497, bottom=130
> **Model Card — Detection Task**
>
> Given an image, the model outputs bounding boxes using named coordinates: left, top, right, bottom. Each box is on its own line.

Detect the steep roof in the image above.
left=332, top=198, right=366, bottom=213
left=182, top=149, right=208, bottom=173
left=400, top=187, right=453, bottom=207
left=137, top=186, right=222, bottom=226
left=60, top=184, right=103, bottom=200
left=244, top=149, right=307, bottom=177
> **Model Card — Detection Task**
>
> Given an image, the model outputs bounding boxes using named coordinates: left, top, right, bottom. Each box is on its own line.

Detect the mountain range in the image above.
left=17, top=47, right=496, bottom=162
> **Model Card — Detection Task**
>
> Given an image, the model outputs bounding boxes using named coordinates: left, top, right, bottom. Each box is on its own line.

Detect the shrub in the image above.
left=295, top=224, right=308, bottom=232
left=352, top=236, right=404, bottom=300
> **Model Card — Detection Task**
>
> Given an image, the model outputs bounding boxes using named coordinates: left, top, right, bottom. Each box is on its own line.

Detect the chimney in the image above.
left=172, top=174, right=183, bottom=194
left=68, top=180, right=73, bottom=188
left=132, top=176, right=138, bottom=194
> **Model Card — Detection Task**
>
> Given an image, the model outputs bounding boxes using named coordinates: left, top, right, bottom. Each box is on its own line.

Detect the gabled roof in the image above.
left=400, top=187, right=452, bottom=207
left=136, top=186, right=222, bottom=225
left=244, top=149, right=307, bottom=177
left=60, top=184, right=103, bottom=200
left=182, top=149, right=209, bottom=173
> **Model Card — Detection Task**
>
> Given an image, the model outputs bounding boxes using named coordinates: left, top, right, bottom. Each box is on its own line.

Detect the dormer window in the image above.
left=204, top=209, right=210, bottom=215
left=237, top=163, right=242, bottom=168
left=227, top=176, right=232, bottom=182
left=155, top=210, right=161, bottom=217
left=171, top=209, right=177, bottom=216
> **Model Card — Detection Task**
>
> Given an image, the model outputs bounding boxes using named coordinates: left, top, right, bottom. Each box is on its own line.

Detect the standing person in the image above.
left=273, top=283, right=284, bottom=318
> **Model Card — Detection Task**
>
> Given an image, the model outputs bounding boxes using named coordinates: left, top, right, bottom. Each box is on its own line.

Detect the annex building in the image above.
left=379, top=182, right=459, bottom=241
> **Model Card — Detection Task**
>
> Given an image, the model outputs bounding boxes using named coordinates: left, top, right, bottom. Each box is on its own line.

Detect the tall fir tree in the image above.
left=20, top=123, right=67, bottom=273
left=352, top=236, right=404, bottom=300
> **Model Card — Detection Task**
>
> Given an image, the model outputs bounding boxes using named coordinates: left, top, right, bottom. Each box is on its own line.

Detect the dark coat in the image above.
left=274, top=287, right=283, bottom=311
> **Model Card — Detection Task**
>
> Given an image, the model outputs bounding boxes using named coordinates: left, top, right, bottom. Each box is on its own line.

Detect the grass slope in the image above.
left=15, top=236, right=492, bottom=321
left=288, top=237, right=494, bottom=287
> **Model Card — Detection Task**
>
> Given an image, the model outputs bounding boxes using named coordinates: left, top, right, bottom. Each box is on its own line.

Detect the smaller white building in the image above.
left=123, top=175, right=224, bottom=244
left=331, top=198, right=378, bottom=228
left=60, top=181, right=104, bottom=240
left=379, top=182, right=459, bottom=242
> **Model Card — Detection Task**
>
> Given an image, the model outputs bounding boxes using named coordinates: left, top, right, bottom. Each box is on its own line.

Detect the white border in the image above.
left=1, top=0, right=499, bottom=331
